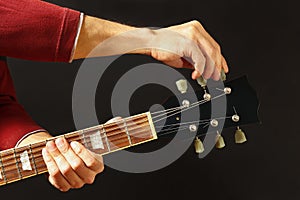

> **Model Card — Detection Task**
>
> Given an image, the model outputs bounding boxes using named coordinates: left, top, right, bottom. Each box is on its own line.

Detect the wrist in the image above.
left=17, top=131, right=52, bottom=147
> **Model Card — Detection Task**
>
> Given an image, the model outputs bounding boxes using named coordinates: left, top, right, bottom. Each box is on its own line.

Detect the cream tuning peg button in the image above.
left=176, top=79, right=188, bottom=94
left=215, top=132, right=225, bottom=149
left=220, top=69, right=226, bottom=81
left=194, top=137, right=204, bottom=154
left=196, top=76, right=207, bottom=87
left=235, top=127, right=247, bottom=144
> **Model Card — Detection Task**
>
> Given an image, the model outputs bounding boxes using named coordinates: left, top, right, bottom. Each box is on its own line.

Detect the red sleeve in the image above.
left=0, top=58, right=44, bottom=150
left=0, top=0, right=81, bottom=62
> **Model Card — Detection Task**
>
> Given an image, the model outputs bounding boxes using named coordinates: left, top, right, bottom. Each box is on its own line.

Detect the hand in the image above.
left=41, top=117, right=122, bottom=192
left=42, top=138, right=104, bottom=192
left=150, top=20, right=229, bottom=80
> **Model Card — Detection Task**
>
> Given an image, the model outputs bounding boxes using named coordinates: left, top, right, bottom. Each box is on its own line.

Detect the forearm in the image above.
left=73, top=15, right=153, bottom=59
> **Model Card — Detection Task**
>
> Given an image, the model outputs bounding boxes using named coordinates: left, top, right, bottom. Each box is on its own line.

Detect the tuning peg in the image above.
left=196, top=76, right=207, bottom=88
left=235, top=127, right=247, bottom=144
left=215, top=131, right=225, bottom=149
left=176, top=79, right=188, bottom=94
left=220, top=69, right=226, bottom=81
left=194, top=137, right=204, bottom=154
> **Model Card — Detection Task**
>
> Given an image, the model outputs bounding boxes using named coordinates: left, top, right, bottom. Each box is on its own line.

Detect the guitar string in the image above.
left=153, top=92, right=226, bottom=123
left=0, top=91, right=228, bottom=181
left=151, top=87, right=226, bottom=119
left=151, top=98, right=207, bottom=120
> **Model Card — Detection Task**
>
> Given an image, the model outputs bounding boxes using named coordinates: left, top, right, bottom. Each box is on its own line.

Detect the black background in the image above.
left=1, top=0, right=299, bottom=199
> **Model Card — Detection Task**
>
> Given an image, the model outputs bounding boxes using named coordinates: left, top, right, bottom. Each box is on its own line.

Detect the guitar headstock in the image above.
left=150, top=75, right=260, bottom=154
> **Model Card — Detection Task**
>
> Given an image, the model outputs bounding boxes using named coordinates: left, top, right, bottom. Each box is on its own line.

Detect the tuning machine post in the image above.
left=196, top=76, right=212, bottom=101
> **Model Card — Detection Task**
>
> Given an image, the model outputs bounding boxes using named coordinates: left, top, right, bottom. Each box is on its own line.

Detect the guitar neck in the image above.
left=0, top=112, right=157, bottom=186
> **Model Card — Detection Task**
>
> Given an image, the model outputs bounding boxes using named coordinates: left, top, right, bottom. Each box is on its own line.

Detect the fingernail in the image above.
left=46, top=140, right=56, bottom=151
left=55, top=138, right=65, bottom=148
left=70, top=141, right=80, bottom=153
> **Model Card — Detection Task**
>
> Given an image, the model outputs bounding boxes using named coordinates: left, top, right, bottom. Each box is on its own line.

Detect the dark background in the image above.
left=1, top=0, right=299, bottom=199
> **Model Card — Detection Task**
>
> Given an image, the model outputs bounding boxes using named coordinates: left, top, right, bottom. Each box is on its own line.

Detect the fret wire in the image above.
left=101, top=114, right=148, bottom=132
left=0, top=152, right=7, bottom=184
left=103, top=122, right=150, bottom=138
left=79, top=120, right=151, bottom=149
left=123, top=119, right=132, bottom=146
left=81, top=130, right=87, bottom=149
left=29, top=144, right=38, bottom=175
left=102, top=125, right=111, bottom=152
left=13, top=148, right=22, bottom=179
left=104, top=118, right=149, bottom=135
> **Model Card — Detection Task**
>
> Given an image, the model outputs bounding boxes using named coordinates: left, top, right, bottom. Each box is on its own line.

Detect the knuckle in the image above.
left=84, top=176, right=95, bottom=184
left=72, top=182, right=84, bottom=189
left=59, top=186, right=70, bottom=192
left=74, top=144, right=84, bottom=155
left=50, top=168, right=60, bottom=177
left=98, top=164, right=105, bottom=173
left=60, top=164, right=72, bottom=175
left=71, top=159, right=83, bottom=171
left=87, top=157, right=97, bottom=168
left=190, top=20, right=201, bottom=27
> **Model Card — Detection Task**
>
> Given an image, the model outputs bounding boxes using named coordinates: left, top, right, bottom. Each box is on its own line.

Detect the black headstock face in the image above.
left=150, top=75, right=260, bottom=145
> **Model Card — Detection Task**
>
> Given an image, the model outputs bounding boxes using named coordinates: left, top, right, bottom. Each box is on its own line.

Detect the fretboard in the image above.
left=0, top=112, right=157, bottom=186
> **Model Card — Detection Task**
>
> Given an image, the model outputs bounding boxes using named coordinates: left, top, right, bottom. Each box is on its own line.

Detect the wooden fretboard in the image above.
left=0, top=112, right=157, bottom=186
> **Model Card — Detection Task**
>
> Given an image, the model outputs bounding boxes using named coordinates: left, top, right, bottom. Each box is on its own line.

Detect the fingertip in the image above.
left=70, top=141, right=80, bottom=153
left=191, top=70, right=201, bottom=80
left=46, top=140, right=56, bottom=151
left=224, top=66, right=229, bottom=73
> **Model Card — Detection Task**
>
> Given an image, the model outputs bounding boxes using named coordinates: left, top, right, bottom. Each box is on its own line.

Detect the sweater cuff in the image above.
left=69, top=13, right=84, bottom=63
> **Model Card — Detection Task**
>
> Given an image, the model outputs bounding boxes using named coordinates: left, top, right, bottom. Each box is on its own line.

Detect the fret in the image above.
left=81, top=130, right=88, bottom=148
left=0, top=151, right=7, bottom=185
left=29, top=144, right=38, bottom=175
left=30, top=141, right=47, bottom=174
left=14, top=146, right=38, bottom=180
left=102, top=125, right=111, bottom=152
left=125, top=113, right=157, bottom=146
left=13, top=148, right=22, bottom=179
left=104, top=121, right=130, bottom=152
left=123, top=119, right=132, bottom=146
left=82, top=126, right=110, bottom=155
